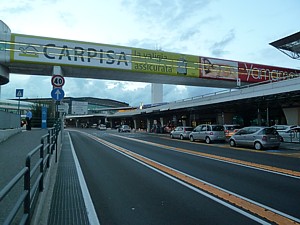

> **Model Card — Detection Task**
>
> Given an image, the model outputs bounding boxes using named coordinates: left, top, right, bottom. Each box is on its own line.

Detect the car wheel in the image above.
left=205, top=137, right=211, bottom=144
left=170, top=134, right=174, bottom=139
left=180, top=135, right=184, bottom=140
left=254, top=142, right=263, bottom=150
left=229, top=139, right=236, bottom=147
left=190, top=136, right=194, bottom=142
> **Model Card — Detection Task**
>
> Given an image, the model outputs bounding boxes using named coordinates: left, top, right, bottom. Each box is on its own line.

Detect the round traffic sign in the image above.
left=51, top=75, right=65, bottom=87
left=51, top=88, right=65, bottom=101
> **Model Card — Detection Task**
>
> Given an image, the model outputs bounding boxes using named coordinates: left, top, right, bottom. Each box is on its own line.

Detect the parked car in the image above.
left=118, top=125, right=131, bottom=132
left=271, top=125, right=297, bottom=131
left=223, top=124, right=241, bottom=138
left=277, top=126, right=300, bottom=142
left=189, top=124, right=226, bottom=144
left=97, top=124, right=107, bottom=130
left=229, top=126, right=281, bottom=150
left=90, top=123, right=98, bottom=128
left=170, top=126, right=193, bottom=140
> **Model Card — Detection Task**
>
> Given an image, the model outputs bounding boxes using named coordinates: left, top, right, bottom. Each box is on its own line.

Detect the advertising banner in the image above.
left=41, top=106, right=47, bottom=129
left=238, top=62, right=300, bottom=83
left=131, top=48, right=199, bottom=78
left=11, top=34, right=132, bottom=70
left=199, top=57, right=238, bottom=80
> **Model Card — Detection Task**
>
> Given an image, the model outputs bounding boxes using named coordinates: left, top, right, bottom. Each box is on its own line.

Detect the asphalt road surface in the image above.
left=68, top=129, right=300, bottom=225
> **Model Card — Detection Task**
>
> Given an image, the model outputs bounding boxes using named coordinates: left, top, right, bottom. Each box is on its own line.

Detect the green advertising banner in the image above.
left=131, top=48, right=199, bottom=78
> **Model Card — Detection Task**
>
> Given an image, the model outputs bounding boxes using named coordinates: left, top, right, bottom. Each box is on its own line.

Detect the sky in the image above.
left=0, top=0, right=299, bottom=106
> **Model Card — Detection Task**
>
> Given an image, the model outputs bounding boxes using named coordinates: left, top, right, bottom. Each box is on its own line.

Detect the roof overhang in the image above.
left=270, top=31, right=300, bottom=60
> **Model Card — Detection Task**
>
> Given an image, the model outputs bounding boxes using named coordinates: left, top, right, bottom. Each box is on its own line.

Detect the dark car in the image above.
left=229, top=126, right=281, bottom=150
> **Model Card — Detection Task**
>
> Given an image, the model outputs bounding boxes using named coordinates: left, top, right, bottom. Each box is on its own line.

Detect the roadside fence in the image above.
left=0, top=126, right=61, bottom=225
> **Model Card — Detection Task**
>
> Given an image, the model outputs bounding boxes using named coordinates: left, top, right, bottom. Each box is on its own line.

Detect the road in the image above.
left=68, top=129, right=300, bottom=225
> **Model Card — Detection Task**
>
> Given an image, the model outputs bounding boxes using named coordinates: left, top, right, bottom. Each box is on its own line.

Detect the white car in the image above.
left=118, top=125, right=131, bottom=132
left=98, top=124, right=107, bottom=130
left=277, top=126, right=300, bottom=142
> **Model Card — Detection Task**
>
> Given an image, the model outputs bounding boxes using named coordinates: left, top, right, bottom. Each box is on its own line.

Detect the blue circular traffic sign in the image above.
left=51, top=88, right=65, bottom=101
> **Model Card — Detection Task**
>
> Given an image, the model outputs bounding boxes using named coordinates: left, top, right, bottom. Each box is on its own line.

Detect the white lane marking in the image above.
left=95, top=137, right=271, bottom=225
left=68, top=132, right=101, bottom=225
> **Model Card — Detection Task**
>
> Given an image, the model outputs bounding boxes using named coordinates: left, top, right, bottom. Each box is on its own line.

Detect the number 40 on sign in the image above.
left=51, top=75, right=65, bottom=87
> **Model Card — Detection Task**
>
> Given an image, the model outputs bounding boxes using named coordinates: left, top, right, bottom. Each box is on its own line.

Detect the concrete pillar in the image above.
left=0, top=21, right=11, bottom=85
left=147, top=119, right=151, bottom=132
left=282, top=107, right=300, bottom=125
left=160, top=117, right=164, bottom=126
left=133, top=119, right=137, bottom=130
left=151, top=83, right=163, bottom=104
left=257, top=108, right=262, bottom=126
left=0, top=64, right=9, bottom=86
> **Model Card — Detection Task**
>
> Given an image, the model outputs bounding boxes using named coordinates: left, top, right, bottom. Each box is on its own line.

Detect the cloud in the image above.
left=210, top=29, right=235, bottom=57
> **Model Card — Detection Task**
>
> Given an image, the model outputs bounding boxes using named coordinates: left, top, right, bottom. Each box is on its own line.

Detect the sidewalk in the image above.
left=0, top=129, right=48, bottom=225
left=280, top=142, right=300, bottom=151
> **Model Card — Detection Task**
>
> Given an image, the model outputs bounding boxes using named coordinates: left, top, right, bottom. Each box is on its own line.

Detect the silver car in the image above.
left=189, top=124, right=226, bottom=144
left=229, top=126, right=281, bottom=150
left=170, top=126, right=193, bottom=140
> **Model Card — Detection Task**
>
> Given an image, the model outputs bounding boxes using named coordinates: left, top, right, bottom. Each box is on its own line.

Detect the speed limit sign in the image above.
left=51, top=75, right=65, bottom=87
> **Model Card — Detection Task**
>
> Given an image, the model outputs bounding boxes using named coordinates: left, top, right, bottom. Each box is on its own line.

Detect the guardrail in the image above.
left=0, top=126, right=60, bottom=225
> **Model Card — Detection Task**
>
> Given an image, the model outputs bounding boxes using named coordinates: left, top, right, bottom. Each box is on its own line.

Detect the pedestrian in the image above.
left=26, top=110, right=32, bottom=130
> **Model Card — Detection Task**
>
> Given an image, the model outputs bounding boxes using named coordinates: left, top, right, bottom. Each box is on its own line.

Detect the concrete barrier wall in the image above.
left=0, top=111, right=20, bottom=129
left=0, top=128, right=22, bottom=143
left=0, top=111, right=21, bottom=143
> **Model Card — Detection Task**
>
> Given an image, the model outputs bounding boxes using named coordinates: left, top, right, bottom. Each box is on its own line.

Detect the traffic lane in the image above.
left=124, top=132, right=300, bottom=172
left=69, top=131, right=260, bottom=225
left=98, top=133, right=300, bottom=220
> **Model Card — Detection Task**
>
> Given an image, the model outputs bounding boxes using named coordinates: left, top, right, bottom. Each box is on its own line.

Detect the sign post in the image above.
left=51, top=72, right=65, bottom=133
left=16, top=89, right=24, bottom=115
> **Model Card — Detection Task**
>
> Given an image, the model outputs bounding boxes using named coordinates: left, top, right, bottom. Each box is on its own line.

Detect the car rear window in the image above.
left=225, top=125, right=241, bottom=131
left=184, top=128, right=194, bottom=131
left=212, top=125, right=224, bottom=131
left=261, top=128, right=278, bottom=135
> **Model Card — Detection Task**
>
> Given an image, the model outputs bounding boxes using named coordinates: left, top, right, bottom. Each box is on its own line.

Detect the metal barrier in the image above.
left=0, top=127, right=59, bottom=225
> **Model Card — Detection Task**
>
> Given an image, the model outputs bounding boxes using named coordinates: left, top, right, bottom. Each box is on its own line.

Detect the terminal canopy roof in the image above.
left=270, top=31, right=300, bottom=60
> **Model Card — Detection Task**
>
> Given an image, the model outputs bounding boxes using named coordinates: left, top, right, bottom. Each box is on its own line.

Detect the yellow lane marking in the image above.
left=161, top=136, right=300, bottom=158
left=88, top=134, right=300, bottom=225
left=111, top=134, right=300, bottom=178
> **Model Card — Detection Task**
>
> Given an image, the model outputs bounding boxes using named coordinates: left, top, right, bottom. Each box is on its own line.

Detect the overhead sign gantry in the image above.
left=1, top=20, right=300, bottom=88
